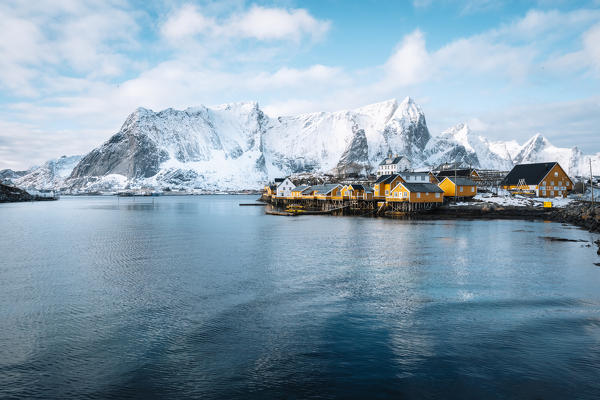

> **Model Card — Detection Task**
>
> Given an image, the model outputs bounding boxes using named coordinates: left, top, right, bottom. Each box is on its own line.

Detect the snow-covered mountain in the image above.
left=7, top=98, right=599, bottom=191
left=424, top=123, right=514, bottom=171
left=66, top=97, right=431, bottom=190
left=14, top=155, right=82, bottom=190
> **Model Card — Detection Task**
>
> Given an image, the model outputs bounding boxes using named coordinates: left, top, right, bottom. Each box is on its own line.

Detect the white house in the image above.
left=275, top=177, right=295, bottom=197
left=376, top=154, right=411, bottom=176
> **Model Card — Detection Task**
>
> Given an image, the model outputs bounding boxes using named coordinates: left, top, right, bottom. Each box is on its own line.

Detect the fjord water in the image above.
left=1, top=196, right=600, bottom=399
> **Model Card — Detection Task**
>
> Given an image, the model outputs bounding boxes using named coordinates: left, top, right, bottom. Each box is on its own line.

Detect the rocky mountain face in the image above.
left=65, top=97, right=432, bottom=190
left=9, top=98, right=600, bottom=191
left=425, top=123, right=515, bottom=171
left=0, top=169, right=28, bottom=185
left=13, top=155, right=82, bottom=190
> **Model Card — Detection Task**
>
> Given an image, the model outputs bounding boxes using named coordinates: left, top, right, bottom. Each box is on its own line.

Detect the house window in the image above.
left=554, top=172, right=558, bottom=177
left=566, top=182, right=570, bottom=187
left=435, top=193, right=440, bottom=198
left=417, top=193, right=421, bottom=198
left=543, top=181, right=546, bottom=185
left=395, top=192, right=398, bottom=197
left=558, top=181, right=562, bottom=186
left=471, top=187, right=475, bottom=192
left=385, top=190, right=389, bottom=195
left=550, top=181, right=554, bottom=185
left=551, top=191, right=554, bottom=196
left=542, top=190, right=546, bottom=196
left=460, top=187, right=463, bottom=192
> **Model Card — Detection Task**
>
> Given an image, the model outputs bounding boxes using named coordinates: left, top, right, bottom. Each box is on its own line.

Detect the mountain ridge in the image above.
left=6, top=98, right=600, bottom=191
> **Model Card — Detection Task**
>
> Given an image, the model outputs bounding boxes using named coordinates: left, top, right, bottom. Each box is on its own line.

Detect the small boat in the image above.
left=286, top=204, right=305, bottom=215
left=265, top=210, right=297, bottom=216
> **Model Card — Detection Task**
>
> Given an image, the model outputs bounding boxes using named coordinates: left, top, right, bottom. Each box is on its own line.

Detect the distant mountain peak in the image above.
left=13, top=98, right=600, bottom=191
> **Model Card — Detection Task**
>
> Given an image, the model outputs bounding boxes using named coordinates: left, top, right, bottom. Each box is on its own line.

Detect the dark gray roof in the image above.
left=379, top=156, right=409, bottom=166
left=436, top=169, right=476, bottom=178
left=274, top=178, right=285, bottom=183
left=398, top=172, right=429, bottom=178
left=442, top=177, right=477, bottom=186
left=501, top=162, right=562, bottom=186
left=375, top=174, right=392, bottom=183
left=374, top=174, right=399, bottom=184
left=303, top=184, right=341, bottom=195
left=400, top=182, right=444, bottom=193
left=349, top=184, right=366, bottom=191
left=291, top=185, right=309, bottom=192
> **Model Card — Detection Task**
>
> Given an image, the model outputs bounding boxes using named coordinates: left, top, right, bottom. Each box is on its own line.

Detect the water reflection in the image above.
left=1, top=196, right=600, bottom=399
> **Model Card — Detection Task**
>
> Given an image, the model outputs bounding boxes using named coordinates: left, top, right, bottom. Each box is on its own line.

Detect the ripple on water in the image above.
left=1, top=196, right=600, bottom=399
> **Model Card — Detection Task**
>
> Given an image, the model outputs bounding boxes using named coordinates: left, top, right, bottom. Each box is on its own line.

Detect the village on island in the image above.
left=262, top=153, right=581, bottom=216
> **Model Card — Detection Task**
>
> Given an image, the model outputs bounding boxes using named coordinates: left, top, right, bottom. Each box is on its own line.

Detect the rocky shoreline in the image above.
left=0, top=183, right=57, bottom=203
left=422, top=201, right=600, bottom=233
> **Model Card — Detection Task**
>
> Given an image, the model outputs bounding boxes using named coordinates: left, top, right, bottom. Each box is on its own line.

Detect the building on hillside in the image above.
left=275, top=177, right=295, bottom=197
left=376, top=154, right=411, bottom=176
left=373, top=174, right=405, bottom=199
left=501, top=162, right=573, bottom=197
left=436, top=168, right=480, bottom=181
left=435, top=161, right=469, bottom=171
left=387, top=182, right=444, bottom=203
left=438, top=177, right=477, bottom=198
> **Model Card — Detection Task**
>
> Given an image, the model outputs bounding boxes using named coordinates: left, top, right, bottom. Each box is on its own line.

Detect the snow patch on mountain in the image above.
left=11, top=98, right=600, bottom=191
left=423, top=123, right=513, bottom=170
left=65, top=97, right=430, bottom=191
left=15, top=155, right=82, bottom=189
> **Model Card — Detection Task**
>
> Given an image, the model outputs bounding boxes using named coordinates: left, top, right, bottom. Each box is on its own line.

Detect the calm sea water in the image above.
left=1, top=195, right=600, bottom=399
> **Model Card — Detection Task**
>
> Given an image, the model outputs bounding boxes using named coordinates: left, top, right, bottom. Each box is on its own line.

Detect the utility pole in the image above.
left=591, top=159, right=595, bottom=206
left=454, top=166, right=457, bottom=202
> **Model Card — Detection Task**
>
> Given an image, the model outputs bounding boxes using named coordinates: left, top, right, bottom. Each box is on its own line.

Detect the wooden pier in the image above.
left=266, top=196, right=443, bottom=217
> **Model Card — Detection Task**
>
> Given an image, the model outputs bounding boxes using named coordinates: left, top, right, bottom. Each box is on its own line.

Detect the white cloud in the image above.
left=451, top=97, right=600, bottom=149
left=0, top=1, right=142, bottom=97
left=249, top=65, right=347, bottom=89
left=229, top=5, right=330, bottom=41
left=160, top=4, right=330, bottom=42
left=161, top=4, right=215, bottom=40
left=382, top=30, right=431, bottom=87
left=2, top=4, right=600, bottom=170
left=582, top=23, right=600, bottom=70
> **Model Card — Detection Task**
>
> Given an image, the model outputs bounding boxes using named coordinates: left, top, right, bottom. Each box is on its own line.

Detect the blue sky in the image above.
left=1, top=0, right=600, bottom=169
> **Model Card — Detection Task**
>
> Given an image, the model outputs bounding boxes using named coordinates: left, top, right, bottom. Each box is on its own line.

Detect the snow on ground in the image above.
left=450, top=193, right=574, bottom=208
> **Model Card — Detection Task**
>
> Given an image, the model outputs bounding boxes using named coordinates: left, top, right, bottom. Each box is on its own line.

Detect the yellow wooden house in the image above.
left=309, top=184, right=343, bottom=200
left=264, top=185, right=274, bottom=197
left=341, top=184, right=374, bottom=200
left=373, top=174, right=405, bottom=199
left=501, top=162, right=573, bottom=198
left=387, top=182, right=444, bottom=203
left=290, top=185, right=310, bottom=198
left=438, top=177, right=477, bottom=198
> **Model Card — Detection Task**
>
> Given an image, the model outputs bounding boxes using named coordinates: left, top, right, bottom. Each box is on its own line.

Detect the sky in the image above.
left=1, top=0, right=600, bottom=170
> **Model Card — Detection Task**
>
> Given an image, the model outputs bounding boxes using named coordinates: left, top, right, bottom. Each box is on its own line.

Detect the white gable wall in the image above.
left=276, top=178, right=295, bottom=197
